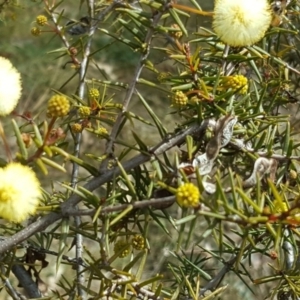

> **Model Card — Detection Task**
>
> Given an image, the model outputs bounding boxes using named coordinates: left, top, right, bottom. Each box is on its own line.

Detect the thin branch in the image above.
left=11, top=265, right=41, bottom=299
left=199, top=232, right=268, bottom=296
left=70, top=0, right=94, bottom=295
left=199, top=257, right=236, bottom=296
left=67, top=2, right=124, bottom=297
left=66, top=195, right=176, bottom=217
left=100, top=0, right=170, bottom=173
left=103, top=274, right=162, bottom=299
left=26, top=246, right=88, bottom=268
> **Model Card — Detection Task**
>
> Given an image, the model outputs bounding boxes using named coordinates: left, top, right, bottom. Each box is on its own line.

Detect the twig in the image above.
left=65, top=195, right=176, bottom=217
left=62, top=2, right=125, bottom=297
left=200, top=256, right=236, bottom=296
left=100, top=0, right=170, bottom=173
left=27, top=246, right=88, bottom=268
left=11, top=265, right=41, bottom=299
left=199, top=232, right=268, bottom=296
left=103, top=274, right=162, bottom=299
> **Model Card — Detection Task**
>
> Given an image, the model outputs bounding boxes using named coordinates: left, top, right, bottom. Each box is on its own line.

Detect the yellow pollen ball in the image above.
left=47, top=95, right=70, bottom=117
left=222, top=75, right=248, bottom=94
left=172, top=90, right=188, bottom=107
left=31, top=27, right=41, bottom=36
left=132, top=234, right=145, bottom=250
left=36, top=15, right=48, bottom=26
left=71, top=123, right=82, bottom=133
left=114, top=240, right=131, bottom=258
left=78, top=106, right=91, bottom=118
left=176, top=183, right=200, bottom=208
left=273, top=199, right=288, bottom=214
left=96, top=127, right=108, bottom=136
left=89, top=88, right=100, bottom=99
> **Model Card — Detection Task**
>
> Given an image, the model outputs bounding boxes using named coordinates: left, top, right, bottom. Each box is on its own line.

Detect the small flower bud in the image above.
left=71, top=123, right=82, bottom=133
left=69, top=47, right=78, bottom=56
left=31, top=27, right=41, bottom=36
left=170, top=24, right=183, bottom=39
left=21, top=133, right=32, bottom=148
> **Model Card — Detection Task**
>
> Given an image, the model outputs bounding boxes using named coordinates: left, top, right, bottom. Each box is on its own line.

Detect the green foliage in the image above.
left=1, top=0, right=300, bottom=299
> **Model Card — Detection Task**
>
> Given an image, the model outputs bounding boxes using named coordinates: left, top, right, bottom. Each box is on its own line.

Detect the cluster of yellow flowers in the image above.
left=78, top=106, right=91, bottom=118
left=270, top=199, right=300, bottom=224
left=114, top=240, right=131, bottom=258
left=176, top=183, right=200, bottom=208
left=31, top=27, right=42, bottom=37
left=172, top=90, right=188, bottom=107
left=157, top=72, right=169, bottom=83
left=71, top=123, right=83, bottom=133
left=95, top=127, right=108, bottom=136
left=222, top=75, right=248, bottom=94
left=36, top=15, right=48, bottom=26
left=132, top=234, right=145, bottom=250
left=47, top=95, right=70, bottom=118
left=88, top=88, right=100, bottom=99
left=114, top=235, right=145, bottom=258
left=31, top=15, right=48, bottom=37
left=272, top=199, right=288, bottom=214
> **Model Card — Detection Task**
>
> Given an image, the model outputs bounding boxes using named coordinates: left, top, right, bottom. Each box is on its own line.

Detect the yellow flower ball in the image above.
left=71, top=123, right=82, bottom=133
left=114, top=240, right=131, bottom=258
left=31, top=27, right=41, bottom=36
left=88, top=88, right=100, bottom=99
left=273, top=199, right=288, bottom=213
left=78, top=106, right=91, bottom=118
left=96, top=127, right=108, bottom=136
left=172, top=91, right=188, bottom=107
left=222, top=75, right=248, bottom=94
left=132, top=234, right=145, bottom=250
left=176, top=183, right=200, bottom=208
left=157, top=72, right=169, bottom=83
left=213, top=0, right=272, bottom=47
left=0, top=163, right=41, bottom=222
left=0, top=57, right=22, bottom=116
left=36, top=15, right=48, bottom=26
left=47, top=95, right=70, bottom=117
